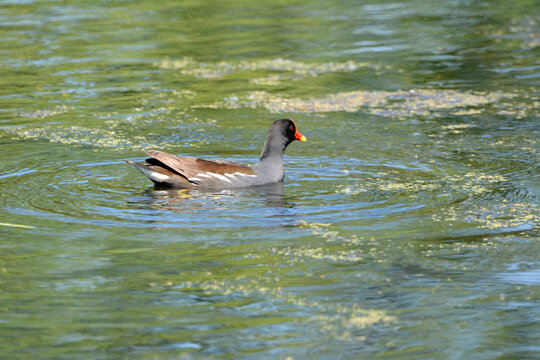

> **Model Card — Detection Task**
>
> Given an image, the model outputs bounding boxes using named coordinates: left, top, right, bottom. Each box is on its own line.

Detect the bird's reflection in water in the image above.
left=140, top=182, right=291, bottom=211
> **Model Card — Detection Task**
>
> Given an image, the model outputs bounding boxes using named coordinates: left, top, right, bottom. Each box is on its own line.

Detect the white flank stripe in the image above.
left=224, top=173, right=237, bottom=179
left=207, top=172, right=232, bottom=183
left=197, top=173, right=212, bottom=178
left=189, top=177, right=202, bottom=182
left=235, top=172, right=257, bottom=178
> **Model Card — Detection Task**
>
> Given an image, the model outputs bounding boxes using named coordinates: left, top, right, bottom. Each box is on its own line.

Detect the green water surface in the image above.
left=0, top=0, right=539, bottom=359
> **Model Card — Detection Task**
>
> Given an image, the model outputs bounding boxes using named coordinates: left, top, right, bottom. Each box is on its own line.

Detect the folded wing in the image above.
left=143, top=150, right=258, bottom=188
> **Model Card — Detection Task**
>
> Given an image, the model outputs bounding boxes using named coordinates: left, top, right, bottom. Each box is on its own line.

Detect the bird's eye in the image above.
left=290, top=125, right=294, bottom=131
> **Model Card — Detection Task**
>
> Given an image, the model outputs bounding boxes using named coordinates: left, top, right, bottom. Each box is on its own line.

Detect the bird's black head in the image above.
left=272, top=118, right=306, bottom=144
left=259, top=118, right=306, bottom=160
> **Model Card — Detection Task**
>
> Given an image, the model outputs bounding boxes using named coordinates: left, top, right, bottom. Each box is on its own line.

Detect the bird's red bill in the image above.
left=289, top=118, right=306, bottom=142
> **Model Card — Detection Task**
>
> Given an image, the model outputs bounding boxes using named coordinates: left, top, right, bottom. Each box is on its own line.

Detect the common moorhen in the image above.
left=126, top=118, right=306, bottom=189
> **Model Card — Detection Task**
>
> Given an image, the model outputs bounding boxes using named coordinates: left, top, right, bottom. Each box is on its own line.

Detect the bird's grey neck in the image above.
left=259, top=135, right=287, bottom=162
left=253, top=136, right=287, bottom=182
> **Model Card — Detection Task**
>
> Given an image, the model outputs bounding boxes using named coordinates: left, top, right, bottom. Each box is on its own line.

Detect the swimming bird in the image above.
left=126, top=118, right=306, bottom=189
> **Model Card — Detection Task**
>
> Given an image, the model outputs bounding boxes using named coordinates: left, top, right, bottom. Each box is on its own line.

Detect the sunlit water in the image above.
left=1, top=0, right=538, bottom=358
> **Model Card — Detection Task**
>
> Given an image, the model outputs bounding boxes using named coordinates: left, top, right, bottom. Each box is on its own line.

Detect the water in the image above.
left=1, top=0, right=539, bottom=358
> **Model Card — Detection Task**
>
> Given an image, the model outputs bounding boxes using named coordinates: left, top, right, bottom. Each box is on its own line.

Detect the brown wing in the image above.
left=145, top=150, right=256, bottom=180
